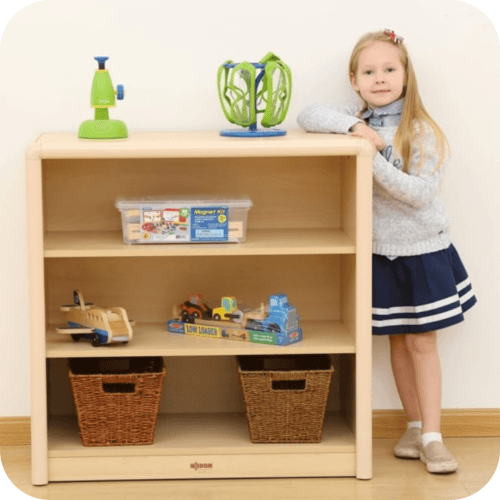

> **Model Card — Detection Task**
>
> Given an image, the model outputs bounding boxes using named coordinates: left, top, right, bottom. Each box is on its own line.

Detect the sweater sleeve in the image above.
left=372, top=125, right=448, bottom=209
left=297, top=103, right=364, bottom=134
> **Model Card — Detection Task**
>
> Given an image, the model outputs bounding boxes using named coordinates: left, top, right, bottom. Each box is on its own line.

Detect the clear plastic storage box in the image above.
left=115, top=195, right=253, bottom=244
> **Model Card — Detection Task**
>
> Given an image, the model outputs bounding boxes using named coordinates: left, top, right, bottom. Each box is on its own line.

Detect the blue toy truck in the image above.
left=167, top=293, right=302, bottom=346
left=245, top=294, right=299, bottom=334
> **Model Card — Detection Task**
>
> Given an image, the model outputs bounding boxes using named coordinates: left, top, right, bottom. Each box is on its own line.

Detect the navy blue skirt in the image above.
left=372, top=244, right=477, bottom=335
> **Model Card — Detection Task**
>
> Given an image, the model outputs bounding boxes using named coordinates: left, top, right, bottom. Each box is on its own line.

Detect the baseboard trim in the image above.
left=0, top=417, right=31, bottom=446
left=373, top=409, right=500, bottom=438
left=1, top=410, right=499, bottom=446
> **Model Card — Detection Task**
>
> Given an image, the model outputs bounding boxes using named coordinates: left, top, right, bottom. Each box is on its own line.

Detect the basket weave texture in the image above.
left=69, top=357, right=166, bottom=446
left=238, top=355, right=334, bottom=443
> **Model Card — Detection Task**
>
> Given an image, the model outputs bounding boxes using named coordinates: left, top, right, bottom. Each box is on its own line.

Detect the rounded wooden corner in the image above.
left=26, top=136, right=43, bottom=160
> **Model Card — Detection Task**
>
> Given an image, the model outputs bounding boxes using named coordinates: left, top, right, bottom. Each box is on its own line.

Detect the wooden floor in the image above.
left=1, top=438, right=499, bottom=500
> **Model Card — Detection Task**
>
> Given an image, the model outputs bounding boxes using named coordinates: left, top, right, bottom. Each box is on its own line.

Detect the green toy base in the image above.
left=78, top=119, right=128, bottom=140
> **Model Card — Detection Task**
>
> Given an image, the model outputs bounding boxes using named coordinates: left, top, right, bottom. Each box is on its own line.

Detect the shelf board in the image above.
left=44, top=228, right=355, bottom=258
left=48, top=412, right=355, bottom=457
left=29, top=130, right=372, bottom=159
left=45, top=320, right=355, bottom=357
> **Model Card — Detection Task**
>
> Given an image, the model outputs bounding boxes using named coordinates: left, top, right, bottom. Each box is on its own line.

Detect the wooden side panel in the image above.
left=355, top=155, right=373, bottom=479
left=26, top=158, right=48, bottom=485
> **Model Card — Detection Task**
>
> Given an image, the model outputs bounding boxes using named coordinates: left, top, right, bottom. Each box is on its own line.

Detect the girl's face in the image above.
left=351, top=41, right=406, bottom=109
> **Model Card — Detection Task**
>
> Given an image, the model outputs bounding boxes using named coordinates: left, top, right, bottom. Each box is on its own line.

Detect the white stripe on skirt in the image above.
left=372, top=305, right=463, bottom=327
left=373, top=277, right=471, bottom=315
left=372, top=278, right=474, bottom=327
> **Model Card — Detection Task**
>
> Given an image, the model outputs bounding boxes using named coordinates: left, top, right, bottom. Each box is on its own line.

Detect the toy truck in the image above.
left=167, top=293, right=302, bottom=346
left=244, top=294, right=299, bottom=334
left=180, top=294, right=244, bottom=323
left=212, top=296, right=244, bottom=322
left=181, top=293, right=213, bottom=320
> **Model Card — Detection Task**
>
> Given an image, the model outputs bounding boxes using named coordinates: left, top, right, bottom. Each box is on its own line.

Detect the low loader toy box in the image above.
left=115, top=195, right=252, bottom=244
left=167, top=294, right=302, bottom=346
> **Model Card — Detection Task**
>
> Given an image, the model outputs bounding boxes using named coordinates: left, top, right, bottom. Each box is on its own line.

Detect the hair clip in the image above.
left=384, top=29, right=404, bottom=44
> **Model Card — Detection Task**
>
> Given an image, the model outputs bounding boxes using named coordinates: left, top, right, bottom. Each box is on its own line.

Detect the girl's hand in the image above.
left=350, top=123, right=385, bottom=157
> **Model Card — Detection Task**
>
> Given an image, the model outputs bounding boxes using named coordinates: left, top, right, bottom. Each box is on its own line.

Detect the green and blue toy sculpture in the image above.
left=218, top=52, right=292, bottom=137
left=78, top=56, right=128, bottom=140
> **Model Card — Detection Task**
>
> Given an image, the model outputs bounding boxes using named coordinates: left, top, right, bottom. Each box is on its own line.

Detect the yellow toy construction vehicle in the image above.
left=212, top=296, right=243, bottom=323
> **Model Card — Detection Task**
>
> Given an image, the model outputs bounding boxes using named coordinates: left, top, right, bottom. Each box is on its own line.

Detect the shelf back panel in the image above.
left=45, top=254, right=345, bottom=324
left=48, top=354, right=345, bottom=416
left=42, top=157, right=345, bottom=232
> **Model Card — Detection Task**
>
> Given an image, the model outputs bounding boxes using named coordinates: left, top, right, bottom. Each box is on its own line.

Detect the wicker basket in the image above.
left=68, top=357, right=166, bottom=446
left=237, top=355, right=334, bottom=443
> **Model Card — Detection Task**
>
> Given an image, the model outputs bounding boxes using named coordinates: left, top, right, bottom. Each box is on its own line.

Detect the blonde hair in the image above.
left=348, top=31, right=449, bottom=173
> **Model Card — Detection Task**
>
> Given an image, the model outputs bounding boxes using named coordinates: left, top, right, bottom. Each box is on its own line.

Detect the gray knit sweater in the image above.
left=297, top=99, right=452, bottom=257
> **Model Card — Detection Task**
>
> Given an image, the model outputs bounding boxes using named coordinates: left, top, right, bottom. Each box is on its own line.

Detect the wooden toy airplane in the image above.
left=56, top=290, right=134, bottom=347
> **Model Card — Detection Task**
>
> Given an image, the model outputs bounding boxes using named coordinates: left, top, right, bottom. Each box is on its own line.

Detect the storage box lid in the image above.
left=116, top=195, right=252, bottom=210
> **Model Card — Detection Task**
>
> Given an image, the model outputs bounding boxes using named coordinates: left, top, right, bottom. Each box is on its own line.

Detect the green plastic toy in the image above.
left=78, top=56, right=128, bottom=140
left=218, top=52, right=292, bottom=137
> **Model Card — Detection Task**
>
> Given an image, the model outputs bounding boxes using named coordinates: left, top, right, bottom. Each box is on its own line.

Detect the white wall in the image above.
left=0, top=0, right=499, bottom=416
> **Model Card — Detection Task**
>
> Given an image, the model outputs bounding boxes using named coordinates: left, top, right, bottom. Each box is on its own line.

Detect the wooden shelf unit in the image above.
left=26, top=130, right=373, bottom=484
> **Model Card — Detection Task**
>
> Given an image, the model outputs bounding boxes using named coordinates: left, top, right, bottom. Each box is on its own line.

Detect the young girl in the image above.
left=297, top=30, right=477, bottom=474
